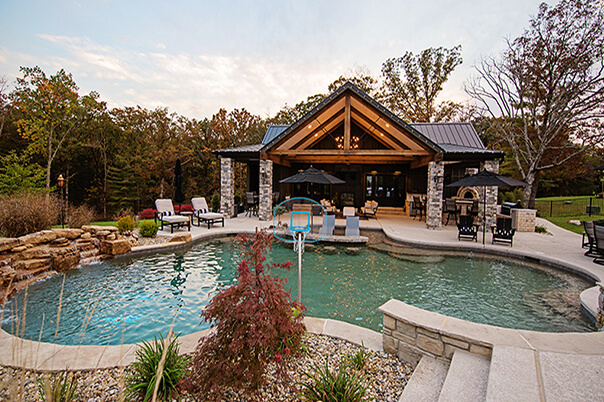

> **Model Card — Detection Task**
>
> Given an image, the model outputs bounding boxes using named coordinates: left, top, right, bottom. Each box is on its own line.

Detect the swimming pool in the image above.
left=1, top=237, right=595, bottom=345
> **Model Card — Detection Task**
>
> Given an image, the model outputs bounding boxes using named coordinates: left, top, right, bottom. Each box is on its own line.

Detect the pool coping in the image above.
left=2, top=218, right=603, bottom=372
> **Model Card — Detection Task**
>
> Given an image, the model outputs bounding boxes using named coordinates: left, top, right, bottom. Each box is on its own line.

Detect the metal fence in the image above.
left=534, top=197, right=604, bottom=218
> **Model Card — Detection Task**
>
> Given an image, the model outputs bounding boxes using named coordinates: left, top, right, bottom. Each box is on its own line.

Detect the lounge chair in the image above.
left=155, top=199, right=191, bottom=234
left=361, top=200, right=379, bottom=218
left=491, top=216, right=515, bottom=246
left=593, top=224, right=604, bottom=265
left=443, top=198, right=459, bottom=226
left=191, top=197, right=224, bottom=229
left=457, top=214, right=478, bottom=242
left=582, top=221, right=598, bottom=257
left=319, top=214, right=335, bottom=236
left=345, top=216, right=360, bottom=236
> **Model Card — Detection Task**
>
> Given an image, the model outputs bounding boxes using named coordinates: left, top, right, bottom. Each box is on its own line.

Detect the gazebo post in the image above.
left=258, top=159, right=273, bottom=221
left=426, top=161, right=444, bottom=230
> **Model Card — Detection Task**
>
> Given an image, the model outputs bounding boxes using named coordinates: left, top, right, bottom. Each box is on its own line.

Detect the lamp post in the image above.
left=57, top=174, right=64, bottom=229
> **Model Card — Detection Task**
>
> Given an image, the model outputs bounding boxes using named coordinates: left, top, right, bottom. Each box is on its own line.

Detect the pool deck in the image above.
left=1, top=213, right=603, bottom=399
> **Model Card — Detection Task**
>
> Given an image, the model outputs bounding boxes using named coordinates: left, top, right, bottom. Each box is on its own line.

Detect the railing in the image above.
left=534, top=197, right=604, bottom=218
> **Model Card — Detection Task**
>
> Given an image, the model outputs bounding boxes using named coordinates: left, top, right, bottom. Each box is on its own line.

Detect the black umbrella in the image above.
left=280, top=166, right=345, bottom=185
left=174, top=157, right=185, bottom=212
left=447, top=170, right=527, bottom=244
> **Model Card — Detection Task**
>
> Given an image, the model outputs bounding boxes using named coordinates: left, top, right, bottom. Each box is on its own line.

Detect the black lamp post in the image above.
left=57, top=174, right=64, bottom=229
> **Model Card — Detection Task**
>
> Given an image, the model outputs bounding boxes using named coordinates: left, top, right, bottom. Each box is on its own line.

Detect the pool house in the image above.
left=215, top=82, right=503, bottom=229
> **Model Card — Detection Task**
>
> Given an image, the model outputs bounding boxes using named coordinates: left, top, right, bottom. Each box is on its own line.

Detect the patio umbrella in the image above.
left=174, top=157, right=185, bottom=212
left=279, top=166, right=345, bottom=185
left=447, top=170, right=527, bottom=244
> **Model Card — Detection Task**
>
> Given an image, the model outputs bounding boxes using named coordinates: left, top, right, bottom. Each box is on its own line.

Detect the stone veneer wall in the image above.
left=481, top=160, right=500, bottom=232
left=380, top=300, right=492, bottom=366
left=426, top=161, right=444, bottom=230
left=0, top=226, right=134, bottom=301
left=258, top=159, right=273, bottom=221
left=512, top=209, right=537, bottom=232
left=220, top=157, right=235, bottom=218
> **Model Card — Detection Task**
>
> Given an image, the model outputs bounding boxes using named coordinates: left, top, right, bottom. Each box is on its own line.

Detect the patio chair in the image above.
left=343, top=206, right=356, bottom=217
left=191, top=197, right=224, bottom=229
left=457, top=214, right=478, bottom=242
left=491, top=216, right=515, bottom=246
left=245, top=192, right=258, bottom=217
left=443, top=198, right=459, bottom=226
left=154, top=199, right=191, bottom=234
left=412, top=196, right=425, bottom=221
left=593, top=224, right=604, bottom=265
left=361, top=200, right=379, bottom=218
left=345, top=216, right=360, bottom=236
left=319, top=214, right=335, bottom=236
left=320, top=199, right=336, bottom=214
left=582, top=221, right=598, bottom=257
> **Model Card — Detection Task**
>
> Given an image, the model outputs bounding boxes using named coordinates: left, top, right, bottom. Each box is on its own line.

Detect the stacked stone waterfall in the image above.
left=0, top=226, right=134, bottom=301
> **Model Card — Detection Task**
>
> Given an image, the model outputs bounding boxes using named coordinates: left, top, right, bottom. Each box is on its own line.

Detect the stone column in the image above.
left=426, top=161, right=444, bottom=230
left=258, top=159, right=273, bottom=221
left=481, top=160, right=500, bottom=232
left=220, top=157, right=235, bottom=218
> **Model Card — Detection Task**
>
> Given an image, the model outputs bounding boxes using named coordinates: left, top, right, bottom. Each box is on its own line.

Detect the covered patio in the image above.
left=215, top=82, right=503, bottom=230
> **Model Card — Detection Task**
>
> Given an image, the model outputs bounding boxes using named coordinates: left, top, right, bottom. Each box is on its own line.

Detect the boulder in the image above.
left=0, top=238, right=21, bottom=253
left=80, top=232, right=92, bottom=240
left=100, top=239, right=131, bottom=255
left=97, top=230, right=111, bottom=238
left=82, top=225, right=118, bottom=234
left=50, top=238, right=70, bottom=248
left=15, top=245, right=51, bottom=260
left=52, top=228, right=84, bottom=239
left=127, top=237, right=139, bottom=247
left=169, top=233, right=192, bottom=243
left=106, top=233, right=117, bottom=240
left=18, top=230, right=57, bottom=246
left=50, top=246, right=80, bottom=272
left=0, top=265, right=16, bottom=286
left=11, top=245, right=28, bottom=253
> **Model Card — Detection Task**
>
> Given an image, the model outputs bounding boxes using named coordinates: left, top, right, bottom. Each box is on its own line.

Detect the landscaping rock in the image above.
left=100, top=239, right=131, bottom=255
left=15, top=245, right=50, bottom=260
left=169, top=233, right=192, bottom=243
left=0, top=265, right=16, bottom=286
left=50, top=238, right=70, bottom=248
left=106, top=233, right=117, bottom=240
left=0, top=238, right=21, bottom=253
left=82, top=225, right=118, bottom=234
left=96, top=230, right=111, bottom=238
left=10, top=245, right=27, bottom=253
left=126, top=237, right=139, bottom=247
left=50, top=246, right=80, bottom=272
left=13, top=258, right=51, bottom=271
left=346, top=247, right=361, bottom=255
left=323, top=246, right=337, bottom=255
left=79, top=232, right=92, bottom=240
left=18, top=230, right=57, bottom=246
left=51, top=228, right=84, bottom=239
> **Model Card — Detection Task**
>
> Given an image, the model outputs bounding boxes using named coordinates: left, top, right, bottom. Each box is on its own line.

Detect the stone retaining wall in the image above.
left=0, top=226, right=135, bottom=301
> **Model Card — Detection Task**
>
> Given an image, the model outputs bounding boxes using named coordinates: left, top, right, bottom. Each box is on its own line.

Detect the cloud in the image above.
left=34, top=35, right=341, bottom=118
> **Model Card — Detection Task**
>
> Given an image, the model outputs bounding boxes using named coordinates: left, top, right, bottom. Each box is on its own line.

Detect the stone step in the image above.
left=13, top=258, right=51, bottom=271
left=439, top=350, right=490, bottom=402
left=14, top=264, right=52, bottom=281
left=80, top=249, right=99, bottom=259
left=399, top=355, right=449, bottom=402
left=486, top=346, right=540, bottom=402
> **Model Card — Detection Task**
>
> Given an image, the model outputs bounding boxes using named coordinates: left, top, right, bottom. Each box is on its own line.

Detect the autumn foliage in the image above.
left=184, top=230, right=306, bottom=399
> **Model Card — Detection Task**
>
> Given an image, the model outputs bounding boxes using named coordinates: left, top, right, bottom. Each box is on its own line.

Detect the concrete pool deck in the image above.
left=1, top=212, right=603, bottom=400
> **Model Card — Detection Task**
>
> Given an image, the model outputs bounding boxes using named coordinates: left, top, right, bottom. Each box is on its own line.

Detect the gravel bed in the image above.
left=0, top=334, right=414, bottom=401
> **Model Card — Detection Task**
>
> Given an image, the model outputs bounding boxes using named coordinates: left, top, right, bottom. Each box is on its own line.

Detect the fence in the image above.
left=534, top=197, right=604, bottom=218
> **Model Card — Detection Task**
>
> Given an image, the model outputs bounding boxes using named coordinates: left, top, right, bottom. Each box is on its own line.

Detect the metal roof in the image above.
left=410, top=122, right=484, bottom=149
left=262, top=124, right=289, bottom=145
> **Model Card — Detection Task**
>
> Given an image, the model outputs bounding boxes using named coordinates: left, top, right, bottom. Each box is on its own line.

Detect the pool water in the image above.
left=1, top=238, right=595, bottom=345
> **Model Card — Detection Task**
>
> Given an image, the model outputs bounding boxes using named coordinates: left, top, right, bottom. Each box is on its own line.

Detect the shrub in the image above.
left=117, top=215, right=136, bottom=234
left=210, top=192, right=220, bottom=212
left=125, top=332, right=189, bottom=402
left=139, top=208, right=157, bottom=220
left=37, top=371, right=78, bottom=402
left=115, top=208, right=135, bottom=220
left=535, top=225, right=548, bottom=234
left=139, top=221, right=158, bottom=238
left=174, top=204, right=193, bottom=213
left=344, top=342, right=371, bottom=371
left=185, top=230, right=306, bottom=399
left=0, top=191, right=59, bottom=237
left=296, top=361, right=370, bottom=402
left=68, top=204, right=96, bottom=228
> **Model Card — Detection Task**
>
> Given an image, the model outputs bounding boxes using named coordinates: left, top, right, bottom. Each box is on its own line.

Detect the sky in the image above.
left=0, top=0, right=551, bottom=120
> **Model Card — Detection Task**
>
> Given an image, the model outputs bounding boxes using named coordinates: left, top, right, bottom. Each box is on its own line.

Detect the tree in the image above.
left=270, top=94, right=326, bottom=125
left=11, top=66, right=99, bottom=191
left=380, top=45, right=463, bottom=122
left=0, top=76, right=9, bottom=137
left=466, top=0, right=604, bottom=207
left=328, top=66, right=379, bottom=96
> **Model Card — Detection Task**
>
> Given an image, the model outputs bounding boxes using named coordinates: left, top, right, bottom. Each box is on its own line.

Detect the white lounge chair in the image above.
left=361, top=200, right=378, bottom=218
left=191, top=197, right=224, bottom=229
left=155, top=199, right=191, bottom=233
left=345, top=216, right=360, bottom=236
left=319, top=214, right=335, bottom=236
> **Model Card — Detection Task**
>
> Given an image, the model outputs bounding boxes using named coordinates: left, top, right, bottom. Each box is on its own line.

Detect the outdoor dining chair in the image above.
left=245, top=192, right=258, bottom=217
left=443, top=198, right=459, bottom=226
left=412, top=196, right=425, bottom=221
left=582, top=221, right=598, bottom=257
left=593, top=224, right=604, bottom=265
left=345, top=216, right=360, bottom=236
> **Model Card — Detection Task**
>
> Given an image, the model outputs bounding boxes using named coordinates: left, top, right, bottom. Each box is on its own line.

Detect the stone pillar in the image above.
left=220, top=157, right=235, bottom=218
left=426, top=161, right=444, bottom=230
left=481, top=160, right=500, bottom=232
left=258, top=159, right=273, bottom=221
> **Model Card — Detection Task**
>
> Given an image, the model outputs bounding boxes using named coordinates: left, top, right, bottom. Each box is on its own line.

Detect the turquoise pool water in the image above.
left=1, top=238, right=594, bottom=345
